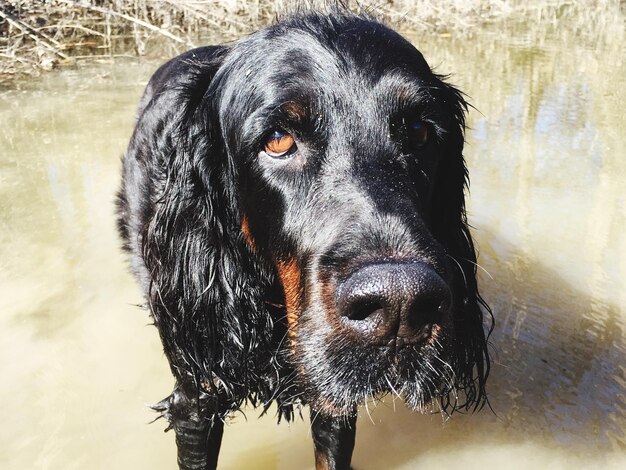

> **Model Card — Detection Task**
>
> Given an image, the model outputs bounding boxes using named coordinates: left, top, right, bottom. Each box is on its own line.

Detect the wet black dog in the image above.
left=117, top=9, right=491, bottom=470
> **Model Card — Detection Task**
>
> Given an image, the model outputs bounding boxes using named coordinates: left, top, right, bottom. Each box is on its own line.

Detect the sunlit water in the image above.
left=1, top=9, right=625, bottom=470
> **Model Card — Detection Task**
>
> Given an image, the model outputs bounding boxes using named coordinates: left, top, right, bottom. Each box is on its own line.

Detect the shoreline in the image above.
left=0, top=0, right=621, bottom=81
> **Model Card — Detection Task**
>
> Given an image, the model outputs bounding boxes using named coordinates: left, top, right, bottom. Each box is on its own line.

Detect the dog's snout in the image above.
left=335, top=262, right=451, bottom=344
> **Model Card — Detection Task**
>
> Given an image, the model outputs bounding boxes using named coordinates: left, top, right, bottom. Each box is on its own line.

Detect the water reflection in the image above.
left=1, top=8, right=625, bottom=469
left=431, top=10, right=626, bottom=455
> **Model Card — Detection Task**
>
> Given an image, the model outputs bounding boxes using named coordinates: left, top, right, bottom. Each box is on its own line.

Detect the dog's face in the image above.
left=204, top=16, right=483, bottom=414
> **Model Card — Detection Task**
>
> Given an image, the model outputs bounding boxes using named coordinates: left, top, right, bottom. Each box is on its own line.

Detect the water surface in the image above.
left=1, top=10, right=625, bottom=469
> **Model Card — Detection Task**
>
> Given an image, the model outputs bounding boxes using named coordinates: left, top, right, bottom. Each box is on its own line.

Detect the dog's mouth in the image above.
left=380, top=321, right=444, bottom=357
left=291, top=322, right=456, bottom=415
left=281, top=259, right=457, bottom=415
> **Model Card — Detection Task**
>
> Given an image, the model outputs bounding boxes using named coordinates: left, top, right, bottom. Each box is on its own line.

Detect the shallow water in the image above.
left=1, top=9, right=625, bottom=470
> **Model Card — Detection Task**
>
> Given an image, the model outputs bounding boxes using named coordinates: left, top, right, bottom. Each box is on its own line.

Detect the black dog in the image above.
left=117, top=9, right=491, bottom=470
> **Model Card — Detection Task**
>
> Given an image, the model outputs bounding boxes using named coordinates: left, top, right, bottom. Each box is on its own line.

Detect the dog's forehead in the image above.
left=219, top=18, right=433, bottom=107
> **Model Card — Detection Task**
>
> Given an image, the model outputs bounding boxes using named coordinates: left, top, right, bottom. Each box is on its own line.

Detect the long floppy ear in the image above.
left=118, top=47, right=275, bottom=411
left=428, top=77, right=492, bottom=412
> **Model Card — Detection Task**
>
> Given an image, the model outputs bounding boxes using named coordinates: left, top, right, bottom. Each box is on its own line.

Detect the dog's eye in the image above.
left=264, top=130, right=297, bottom=158
left=406, top=120, right=429, bottom=148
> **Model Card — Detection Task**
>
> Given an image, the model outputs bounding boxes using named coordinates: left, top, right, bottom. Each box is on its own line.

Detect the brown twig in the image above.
left=37, top=24, right=107, bottom=38
left=57, top=0, right=195, bottom=47
left=0, top=8, right=70, bottom=60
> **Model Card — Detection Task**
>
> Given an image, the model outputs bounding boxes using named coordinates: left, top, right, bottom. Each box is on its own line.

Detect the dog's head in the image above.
left=138, top=12, right=490, bottom=417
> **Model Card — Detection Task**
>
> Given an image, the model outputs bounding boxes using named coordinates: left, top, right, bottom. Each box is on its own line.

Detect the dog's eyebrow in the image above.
left=265, top=100, right=310, bottom=124
left=253, top=99, right=311, bottom=134
left=281, top=101, right=309, bottom=122
left=389, top=82, right=433, bottom=107
left=372, top=73, right=448, bottom=123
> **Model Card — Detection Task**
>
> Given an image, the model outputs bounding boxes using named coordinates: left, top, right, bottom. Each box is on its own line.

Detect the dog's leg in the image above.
left=310, top=410, right=357, bottom=470
left=152, top=384, right=224, bottom=470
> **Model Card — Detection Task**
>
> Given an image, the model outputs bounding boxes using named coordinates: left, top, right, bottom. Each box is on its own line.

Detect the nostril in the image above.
left=343, top=300, right=385, bottom=321
left=411, top=296, right=448, bottom=317
left=406, top=289, right=451, bottom=333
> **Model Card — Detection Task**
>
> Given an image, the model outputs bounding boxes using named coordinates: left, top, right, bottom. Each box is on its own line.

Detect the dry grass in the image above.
left=0, top=0, right=623, bottom=79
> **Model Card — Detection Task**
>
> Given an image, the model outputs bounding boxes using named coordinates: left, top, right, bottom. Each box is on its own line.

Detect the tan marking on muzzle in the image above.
left=275, top=257, right=303, bottom=334
left=241, top=214, right=256, bottom=253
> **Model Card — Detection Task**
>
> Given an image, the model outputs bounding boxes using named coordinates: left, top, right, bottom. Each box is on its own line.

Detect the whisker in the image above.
left=446, top=253, right=468, bottom=290
left=459, top=256, right=494, bottom=280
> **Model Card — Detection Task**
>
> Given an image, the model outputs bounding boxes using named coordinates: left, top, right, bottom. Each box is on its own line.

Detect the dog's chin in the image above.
left=296, top=332, right=457, bottom=416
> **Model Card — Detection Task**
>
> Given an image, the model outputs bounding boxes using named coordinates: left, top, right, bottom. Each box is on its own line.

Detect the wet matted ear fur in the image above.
left=427, top=77, right=492, bottom=412
left=117, top=46, right=284, bottom=415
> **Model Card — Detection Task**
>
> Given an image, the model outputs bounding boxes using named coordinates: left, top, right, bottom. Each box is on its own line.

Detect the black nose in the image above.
left=335, top=262, right=451, bottom=345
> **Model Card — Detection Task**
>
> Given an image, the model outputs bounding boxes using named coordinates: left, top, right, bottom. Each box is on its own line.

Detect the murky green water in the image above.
left=1, top=9, right=625, bottom=470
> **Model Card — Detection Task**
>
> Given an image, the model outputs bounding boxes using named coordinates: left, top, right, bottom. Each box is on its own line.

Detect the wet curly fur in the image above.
left=117, top=8, right=491, bottom=469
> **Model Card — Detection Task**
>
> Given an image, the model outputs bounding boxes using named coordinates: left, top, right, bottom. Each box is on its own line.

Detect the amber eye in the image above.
left=264, top=130, right=297, bottom=158
left=406, top=120, right=429, bottom=148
